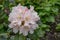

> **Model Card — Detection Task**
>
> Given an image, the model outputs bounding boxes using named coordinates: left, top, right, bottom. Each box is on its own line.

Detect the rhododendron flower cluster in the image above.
left=8, top=4, right=40, bottom=36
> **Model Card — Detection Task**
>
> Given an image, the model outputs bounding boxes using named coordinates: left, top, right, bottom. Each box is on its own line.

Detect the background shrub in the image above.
left=0, top=0, right=60, bottom=40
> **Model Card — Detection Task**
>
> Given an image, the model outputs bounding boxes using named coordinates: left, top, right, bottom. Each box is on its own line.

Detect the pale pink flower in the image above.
left=8, top=4, right=40, bottom=36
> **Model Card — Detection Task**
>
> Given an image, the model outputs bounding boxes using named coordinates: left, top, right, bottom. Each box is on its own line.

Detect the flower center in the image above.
left=21, top=21, right=25, bottom=26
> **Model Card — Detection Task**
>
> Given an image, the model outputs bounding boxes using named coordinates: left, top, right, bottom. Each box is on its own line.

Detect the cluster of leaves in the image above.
left=0, top=0, right=60, bottom=40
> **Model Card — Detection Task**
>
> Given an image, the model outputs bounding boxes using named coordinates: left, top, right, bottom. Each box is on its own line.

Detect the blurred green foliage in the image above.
left=0, top=0, right=60, bottom=40
left=56, top=23, right=60, bottom=31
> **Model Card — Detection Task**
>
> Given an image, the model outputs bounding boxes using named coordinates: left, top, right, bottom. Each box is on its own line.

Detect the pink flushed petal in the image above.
left=24, top=7, right=28, bottom=12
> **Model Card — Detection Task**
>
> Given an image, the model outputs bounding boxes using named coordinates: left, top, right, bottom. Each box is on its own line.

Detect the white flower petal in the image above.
left=13, top=27, right=18, bottom=33
left=31, top=24, right=38, bottom=29
left=29, top=30, right=34, bottom=34
left=18, top=21, right=21, bottom=26
left=8, top=23, right=14, bottom=28
left=23, top=31, right=28, bottom=36
left=19, top=27, right=23, bottom=34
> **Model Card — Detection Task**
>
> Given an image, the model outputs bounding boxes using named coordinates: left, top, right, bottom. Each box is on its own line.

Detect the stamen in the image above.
left=21, top=21, right=25, bottom=26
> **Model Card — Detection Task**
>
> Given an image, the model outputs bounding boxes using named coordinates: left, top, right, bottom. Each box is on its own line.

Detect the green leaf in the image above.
left=41, top=24, right=48, bottom=28
left=40, top=24, right=50, bottom=31
left=0, top=37, right=7, bottom=40
left=37, top=29, right=45, bottom=37
left=39, top=12, right=46, bottom=16
left=0, top=24, right=4, bottom=29
left=14, top=35, right=19, bottom=40
left=19, top=35, right=26, bottom=40
left=13, top=34, right=26, bottom=40
left=46, top=16, right=55, bottom=22
left=9, top=36, right=15, bottom=40
left=0, top=33, right=9, bottom=39
left=52, top=7, right=58, bottom=15
left=45, top=29, right=50, bottom=31
left=56, top=23, right=60, bottom=31
left=44, top=7, right=51, bottom=12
